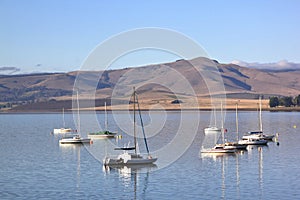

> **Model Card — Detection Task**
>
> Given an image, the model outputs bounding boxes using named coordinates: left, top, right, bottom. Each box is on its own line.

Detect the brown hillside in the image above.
left=1, top=57, right=300, bottom=111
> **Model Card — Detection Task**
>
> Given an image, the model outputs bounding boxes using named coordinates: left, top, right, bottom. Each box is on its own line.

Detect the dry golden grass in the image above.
left=89, top=98, right=270, bottom=111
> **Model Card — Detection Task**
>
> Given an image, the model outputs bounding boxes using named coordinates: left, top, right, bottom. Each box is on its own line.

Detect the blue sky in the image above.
left=1, top=0, right=300, bottom=73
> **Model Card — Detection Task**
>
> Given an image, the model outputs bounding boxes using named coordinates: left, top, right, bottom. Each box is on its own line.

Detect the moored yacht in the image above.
left=204, top=107, right=221, bottom=134
left=88, top=102, right=117, bottom=139
left=201, top=102, right=237, bottom=154
left=238, top=137, right=268, bottom=145
left=103, top=87, right=157, bottom=166
left=59, top=134, right=91, bottom=144
left=53, top=108, right=76, bottom=134
left=201, top=144, right=236, bottom=153
left=59, top=91, right=91, bottom=145
left=243, top=97, right=274, bottom=141
left=223, top=102, right=248, bottom=150
left=204, top=126, right=222, bottom=134
left=242, top=131, right=274, bottom=141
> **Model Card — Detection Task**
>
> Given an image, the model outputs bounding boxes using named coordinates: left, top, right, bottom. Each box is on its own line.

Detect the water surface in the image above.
left=0, top=111, right=299, bottom=199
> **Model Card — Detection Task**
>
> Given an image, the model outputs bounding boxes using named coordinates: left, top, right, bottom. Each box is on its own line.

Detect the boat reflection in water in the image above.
left=59, top=144, right=82, bottom=189
left=247, top=145, right=265, bottom=199
left=103, top=164, right=157, bottom=199
left=201, top=151, right=237, bottom=161
left=258, top=147, right=264, bottom=198
left=201, top=150, right=246, bottom=199
left=103, top=163, right=157, bottom=175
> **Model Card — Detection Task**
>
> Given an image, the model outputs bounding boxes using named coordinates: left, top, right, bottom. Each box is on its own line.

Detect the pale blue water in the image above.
left=1, top=111, right=300, bottom=199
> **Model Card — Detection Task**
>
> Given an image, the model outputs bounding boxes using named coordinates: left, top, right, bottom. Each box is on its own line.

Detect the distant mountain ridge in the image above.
left=231, top=60, right=300, bottom=72
left=1, top=57, right=300, bottom=106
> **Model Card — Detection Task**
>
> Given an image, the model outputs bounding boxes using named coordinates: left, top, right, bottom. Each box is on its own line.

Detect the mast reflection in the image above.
left=103, top=164, right=157, bottom=200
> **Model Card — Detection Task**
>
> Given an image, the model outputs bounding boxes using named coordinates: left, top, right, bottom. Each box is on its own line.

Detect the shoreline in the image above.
left=2, top=98, right=300, bottom=113
left=2, top=106, right=300, bottom=113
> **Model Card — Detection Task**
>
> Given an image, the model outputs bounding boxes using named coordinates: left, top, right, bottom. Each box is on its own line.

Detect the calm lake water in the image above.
left=1, top=111, right=300, bottom=199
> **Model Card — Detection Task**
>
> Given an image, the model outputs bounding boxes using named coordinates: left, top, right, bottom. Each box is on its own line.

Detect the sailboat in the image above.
left=223, top=103, right=248, bottom=150
left=204, top=106, right=221, bottom=134
left=103, top=87, right=157, bottom=166
left=201, top=102, right=236, bottom=153
left=241, top=96, right=273, bottom=143
left=59, top=91, right=91, bottom=144
left=53, top=108, right=76, bottom=134
left=88, top=102, right=117, bottom=139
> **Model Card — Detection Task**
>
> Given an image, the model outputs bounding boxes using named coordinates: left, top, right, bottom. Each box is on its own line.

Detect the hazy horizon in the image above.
left=1, top=57, right=300, bottom=75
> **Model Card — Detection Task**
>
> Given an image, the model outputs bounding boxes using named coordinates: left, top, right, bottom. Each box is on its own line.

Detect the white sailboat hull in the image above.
left=243, top=132, right=274, bottom=141
left=104, top=158, right=158, bottom=166
left=238, top=138, right=268, bottom=145
left=53, top=128, right=75, bottom=134
left=204, top=127, right=221, bottom=134
left=201, top=144, right=236, bottom=153
left=104, top=153, right=157, bottom=166
left=59, top=136, right=91, bottom=144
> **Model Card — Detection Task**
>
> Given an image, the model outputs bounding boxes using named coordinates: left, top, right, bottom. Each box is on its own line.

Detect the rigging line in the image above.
left=135, top=92, right=150, bottom=155
left=133, top=88, right=137, bottom=154
left=77, top=90, right=80, bottom=134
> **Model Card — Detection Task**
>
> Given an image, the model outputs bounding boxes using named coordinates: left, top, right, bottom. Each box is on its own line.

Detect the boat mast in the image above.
left=257, top=102, right=259, bottom=131
left=104, top=102, right=107, bottom=130
left=259, top=96, right=263, bottom=133
left=136, top=91, right=150, bottom=155
left=213, top=106, right=217, bottom=127
left=236, top=102, right=239, bottom=141
left=133, top=87, right=137, bottom=155
left=77, top=90, right=80, bottom=134
left=221, top=101, right=224, bottom=144
left=62, top=107, right=65, bottom=128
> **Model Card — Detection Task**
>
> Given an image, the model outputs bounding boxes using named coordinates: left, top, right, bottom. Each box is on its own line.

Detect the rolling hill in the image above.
left=1, top=57, right=300, bottom=111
